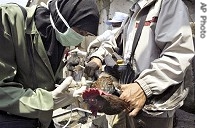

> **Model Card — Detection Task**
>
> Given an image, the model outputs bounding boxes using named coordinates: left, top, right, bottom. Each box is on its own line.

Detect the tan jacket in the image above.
left=0, top=4, right=65, bottom=127
left=89, top=0, right=194, bottom=115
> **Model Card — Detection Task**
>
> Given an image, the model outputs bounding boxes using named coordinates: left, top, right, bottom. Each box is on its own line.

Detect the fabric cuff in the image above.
left=88, top=42, right=108, bottom=63
left=135, top=79, right=153, bottom=98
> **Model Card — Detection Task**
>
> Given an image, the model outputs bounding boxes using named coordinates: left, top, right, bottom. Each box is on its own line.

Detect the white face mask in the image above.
left=50, top=1, right=84, bottom=46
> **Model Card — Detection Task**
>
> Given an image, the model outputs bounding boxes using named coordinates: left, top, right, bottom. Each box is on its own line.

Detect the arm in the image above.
left=85, top=28, right=122, bottom=77
left=120, top=0, right=194, bottom=116
left=136, top=0, right=194, bottom=97
left=87, top=28, right=122, bottom=62
left=0, top=4, right=53, bottom=127
left=84, top=40, right=115, bottom=77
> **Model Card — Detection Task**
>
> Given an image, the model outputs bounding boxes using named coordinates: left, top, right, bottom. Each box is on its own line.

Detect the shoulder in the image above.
left=0, top=3, right=28, bottom=29
left=0, top=3, right=24, bottom=17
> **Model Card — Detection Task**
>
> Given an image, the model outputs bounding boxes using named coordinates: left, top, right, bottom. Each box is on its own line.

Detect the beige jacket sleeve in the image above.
left=88, top=28, right=122, bottom=62
left=135, top=0, right=195, bottom=97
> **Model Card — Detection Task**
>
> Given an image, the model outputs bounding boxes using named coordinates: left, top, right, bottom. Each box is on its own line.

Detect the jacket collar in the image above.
left=129, top=0, right=157, bottom=16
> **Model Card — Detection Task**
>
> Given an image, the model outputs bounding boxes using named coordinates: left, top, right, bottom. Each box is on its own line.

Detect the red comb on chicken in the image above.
left=82, top=75, right=130, bottom=116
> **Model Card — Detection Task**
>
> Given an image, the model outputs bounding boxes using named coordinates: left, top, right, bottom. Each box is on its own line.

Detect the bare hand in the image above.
left=120, top=83, right=146, bottom=116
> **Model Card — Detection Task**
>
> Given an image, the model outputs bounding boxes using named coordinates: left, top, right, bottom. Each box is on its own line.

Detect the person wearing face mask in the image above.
left=84, top=0, right=194, bottom=128
left=0, top=0, right=99, bottom=128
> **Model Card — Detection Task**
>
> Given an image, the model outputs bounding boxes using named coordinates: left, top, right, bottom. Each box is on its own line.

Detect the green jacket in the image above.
left=0, top=4, right=65, bottom=128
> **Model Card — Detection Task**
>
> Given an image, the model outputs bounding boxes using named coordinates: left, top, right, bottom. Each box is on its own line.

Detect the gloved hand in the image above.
left=69, top=47, right=87, bottom=57
left=52, top=76, right=87, bottom=110
left=84, top=57, right=102, bottom=77
left=96, top=30, right=114, bottom=42
left=119, top=83, right=146, bottom=116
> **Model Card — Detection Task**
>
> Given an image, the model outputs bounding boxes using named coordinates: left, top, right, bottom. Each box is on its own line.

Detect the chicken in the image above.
left=82, top=73, right=130, bottom=116
left=91, top=74, right=118, bottom=94
left=82, top=88, right=130, bottom=116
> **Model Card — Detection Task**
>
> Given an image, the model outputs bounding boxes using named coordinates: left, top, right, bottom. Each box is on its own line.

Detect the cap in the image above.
left=106, top=12, right=128, bottom=25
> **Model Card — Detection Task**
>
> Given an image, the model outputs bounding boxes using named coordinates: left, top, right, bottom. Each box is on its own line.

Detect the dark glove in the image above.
left=84, top=61, right=100, bottom=77
left=84, top=57, right=102, bottom=78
